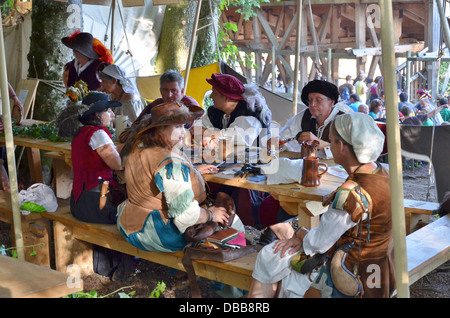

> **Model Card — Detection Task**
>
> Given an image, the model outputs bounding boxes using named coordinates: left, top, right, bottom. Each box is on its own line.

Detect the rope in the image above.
left=116, top=2, right=138, bottom=77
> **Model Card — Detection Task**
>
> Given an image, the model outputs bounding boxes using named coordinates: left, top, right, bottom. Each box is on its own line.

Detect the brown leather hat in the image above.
left=61, top=31, right=100, bottom=60
left=135, top=102, right=204, bottom=139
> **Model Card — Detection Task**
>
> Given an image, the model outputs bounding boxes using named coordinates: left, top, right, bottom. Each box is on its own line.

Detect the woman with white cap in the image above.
left=98, top=63, right=144, bottom=122
left=248, top=112, right=396, bottom=298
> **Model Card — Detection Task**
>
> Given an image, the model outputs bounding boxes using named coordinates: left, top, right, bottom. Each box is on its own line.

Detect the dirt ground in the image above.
left=0, top=162, right=448, bottom=298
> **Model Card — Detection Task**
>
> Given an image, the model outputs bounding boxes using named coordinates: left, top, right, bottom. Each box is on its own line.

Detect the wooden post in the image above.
left=379, top=0, right=410, bottom=298
left=184, top=0, right=202, bottom=90
left=292, top=0, right=303, bottom=116
left=0, top=17, right=24, bottom=261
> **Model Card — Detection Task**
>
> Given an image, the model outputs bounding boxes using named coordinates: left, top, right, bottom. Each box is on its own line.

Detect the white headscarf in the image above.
left=101, top=64, right=140, bottom=96
left=333, top=112, right=385, bottom=163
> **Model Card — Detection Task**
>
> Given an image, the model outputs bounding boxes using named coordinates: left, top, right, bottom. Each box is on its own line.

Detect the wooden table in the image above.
left=0, top=135, right=72, bottom=184
left=0, top=254, right=83, bottom=298
left=203, top=157, right=346, bottom=228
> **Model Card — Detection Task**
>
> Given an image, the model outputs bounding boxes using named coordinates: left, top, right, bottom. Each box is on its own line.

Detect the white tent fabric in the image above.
left=80, top=0, right=165, bottom=76
left=2, top=0, right=165, bottom=97
left=1, top=13, right=32, bottom=115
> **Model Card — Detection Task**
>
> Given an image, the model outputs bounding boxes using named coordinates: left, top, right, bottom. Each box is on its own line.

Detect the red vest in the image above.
left=71, top=126, right=118, bottom=203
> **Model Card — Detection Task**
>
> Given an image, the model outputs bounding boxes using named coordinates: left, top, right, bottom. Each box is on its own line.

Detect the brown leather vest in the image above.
left=119, top=146, right=206, bottom=235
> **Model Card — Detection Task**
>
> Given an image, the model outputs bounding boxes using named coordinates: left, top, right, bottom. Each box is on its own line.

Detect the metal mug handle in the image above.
left=318, top=162, right=328, bottom=178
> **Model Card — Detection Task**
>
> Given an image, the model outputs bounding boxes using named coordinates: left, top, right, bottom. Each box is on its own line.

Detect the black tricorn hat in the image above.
left=301, top=80, right=339, bottom=106
left=61, top=31, right=100, bottom=60
left=80, top=92, right=122, bottom=119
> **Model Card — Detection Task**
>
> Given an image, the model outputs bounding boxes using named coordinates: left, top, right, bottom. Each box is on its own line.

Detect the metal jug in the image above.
left=301, top=156, right=328, bottom=187
left=300, top=140, right=319, bottom=158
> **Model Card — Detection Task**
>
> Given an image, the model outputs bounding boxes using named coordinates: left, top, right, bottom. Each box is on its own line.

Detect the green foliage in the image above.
left=216, top=0, right=265, bottom=69
left=0, top=121, right=70, bottom=142
left=149, top=281, right=166, bottom=298
left=220, top=0, right=270, bottom=21
left=0, top=243, right=45, bottom=258
left=65, top=281, right=166, bottom=299
left=0, top=0, right=15, bottom=17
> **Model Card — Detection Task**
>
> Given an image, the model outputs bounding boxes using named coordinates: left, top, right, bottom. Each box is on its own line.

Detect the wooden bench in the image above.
left=404, top=199, right=440, bottom=234
left=2, top=189, right=447, bottom=295
left=42, top=151, right=72, bottom=200
left=0, top=191, right=57, bottom=267
left=406, top=213, right=450, bottom=285
left=39, top=207, right=258, bottom=291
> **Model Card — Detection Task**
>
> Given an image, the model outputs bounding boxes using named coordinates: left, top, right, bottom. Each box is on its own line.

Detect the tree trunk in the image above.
left=27, top=0, right=82, bottom=121
left=191, top=0, right=220, bottom=68
left=155, top=0, right=219, bottom=73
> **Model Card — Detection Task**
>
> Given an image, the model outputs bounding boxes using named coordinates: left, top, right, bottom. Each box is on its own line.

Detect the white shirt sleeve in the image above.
left=280, top=111, right=305, bottom=152
left=223, top=116, right=262, bottom=146
left=196, top=114, right=263, bottom=147
left=302, top=207, right=357, bottom=256
left=156, top=161, right=201, bottom=233
left=89, top=129, right=113, bottom=150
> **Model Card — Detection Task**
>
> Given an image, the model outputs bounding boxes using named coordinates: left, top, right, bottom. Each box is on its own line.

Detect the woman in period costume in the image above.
left=98, top=63, right=144, bottom=122
left=117, top=101, right=245, bottom=252
left=248, top=112, right=396, bottom=298
left=56, top=92, right=133, bottom=282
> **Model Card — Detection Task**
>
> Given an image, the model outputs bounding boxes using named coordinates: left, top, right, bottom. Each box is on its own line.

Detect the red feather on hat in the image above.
left=68, top=30, right=81, bottom=43
left=93, top=38, right=114, bottom=64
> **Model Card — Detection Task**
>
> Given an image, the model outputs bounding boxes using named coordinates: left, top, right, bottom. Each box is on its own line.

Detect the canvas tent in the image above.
left=69, top=0, right=165, bottom=76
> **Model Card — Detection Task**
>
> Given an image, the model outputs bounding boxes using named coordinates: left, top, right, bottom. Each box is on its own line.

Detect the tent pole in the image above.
left=436, top=0, right=450, bottom=51
left=0, top=21, right=24, bottom=261
left=185, top=0, right=202, bottom=91
left=379, top=0, right=409, bottom=297
left=293, top=0, right=303, bottom=116
left=110, top=0, right=116, bottom=55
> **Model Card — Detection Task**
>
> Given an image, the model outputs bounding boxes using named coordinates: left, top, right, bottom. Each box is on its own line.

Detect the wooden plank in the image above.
left=44, top=208, right=257, bottom=291
left=404, top=199, right=440, bottom=214
left=406, top=214, right=450, bottom=285
left=0, top=254, right=82, bottom=298
left=44, top=152, right=73, bottom=199
left=13, top=79, right=39, bottom=122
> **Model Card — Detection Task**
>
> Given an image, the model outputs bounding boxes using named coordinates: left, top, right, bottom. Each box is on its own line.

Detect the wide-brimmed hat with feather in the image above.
left=134, top=102, right=204, bottom=139
left=61, top=31, right=100, bottom=59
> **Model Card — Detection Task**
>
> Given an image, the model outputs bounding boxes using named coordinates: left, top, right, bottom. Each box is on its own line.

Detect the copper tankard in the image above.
left=301, top=156, right=328, bottom=187
left=300, top=140, right=319, bottom=158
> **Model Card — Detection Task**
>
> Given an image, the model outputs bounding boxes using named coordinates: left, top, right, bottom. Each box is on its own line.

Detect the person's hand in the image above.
left=12, top=96, right=24, bottom=117
left=208, top=206, right=229, bottom=225
left=196, top=164, right=219, bottom=174
left=296, top=131, right=319, bottom=144
left=272, top=237, right=302, bottom=258
left=202, top=136, right=219, bottom=149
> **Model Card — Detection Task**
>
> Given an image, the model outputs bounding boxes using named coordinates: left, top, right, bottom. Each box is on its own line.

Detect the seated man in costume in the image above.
left=123, top=70, right=200, bottom=135
left=248, top=112, right=396, bottom=298
left=193, top=73, right=272, bottom=226
left=194, top=73, right=272, bottom=150
left=279, top=79, right=352, bottom=155
left=259, top=80, right=352, bottom=243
